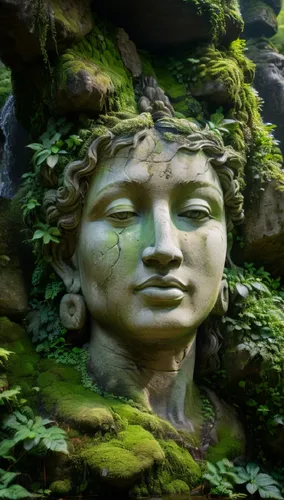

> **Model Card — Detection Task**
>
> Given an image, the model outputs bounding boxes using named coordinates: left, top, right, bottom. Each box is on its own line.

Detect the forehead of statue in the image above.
left=85, top=134, right=223, bottom=202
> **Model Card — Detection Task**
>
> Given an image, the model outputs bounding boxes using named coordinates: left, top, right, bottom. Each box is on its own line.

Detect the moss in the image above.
left=205, top=424, right=244, bottom=463
left=0, top=66, right=12, bottom=108
left=56, top=23, right=137, bottom=115
left=272, top=6, right=284, bottom=53
left=0, top=317, right=40, bottom=407
left=158, top=440, right=201, bottom=487
left=115, top=403, right=178, bottom=438
left=37, top=357, right=178, bottom=438
left=131, top=440, right=200, bottom=496
left=183, top=0, right=243, bottom=43
left=49, top=479, right=72, bottom=495
left=49, top=0, right=91, bottom=38
left=80, top=425, right=164, bottom=486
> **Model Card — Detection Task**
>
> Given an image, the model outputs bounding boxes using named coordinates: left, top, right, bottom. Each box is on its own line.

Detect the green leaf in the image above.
left=207, top=462, right=218, bottom=474
left=35, top=151, right=51, bottom=166
left=46, top=154, right=59, bottom=168
left=0, top=470, right=19, bottom=488
left=0, top=440, right=15, bottom=458
left=43, top=233, right=51, bottom=244
left=236, top=283, right=249, bottom=298
left=247, top=462, right=260, bottom=479
left=251, top=282, right=271, bottom=294
left=0, top=484, right=39, bottom=499
left=255, top=474, right=280, bottom=487
left=246, top=482, right=258, bottom=495
left=49, top=227, right=60, bottom=236
left=26, top=143, right=43, bottom=151
left=32, top=230, right=45, bottom=240
left=258, top=485, right=284, bottom=499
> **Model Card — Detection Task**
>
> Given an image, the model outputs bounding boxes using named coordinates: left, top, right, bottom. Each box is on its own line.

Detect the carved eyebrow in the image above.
left=85, top=180, right=142, bottom=215
left=85, top=179, right=224, bottom=215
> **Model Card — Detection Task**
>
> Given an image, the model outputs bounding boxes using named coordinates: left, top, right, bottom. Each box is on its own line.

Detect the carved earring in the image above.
left=59, top=293, right=86, bottom=330
left=211, top=279, right=229, bottom=316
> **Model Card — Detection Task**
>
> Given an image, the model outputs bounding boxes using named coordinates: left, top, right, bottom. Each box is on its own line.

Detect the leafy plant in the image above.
left=26, top=118, right=71, bottom=169
left=1, top=409, right=68, bottom=457
left=207, top=107, right=240, bottom=137
left=32, top=223, right=61, bottom=245
left=234, top=463, right=283, bottom=499
left=203, top=459, right=246, bottom=498
left=0, top=469, right=38, bottom=499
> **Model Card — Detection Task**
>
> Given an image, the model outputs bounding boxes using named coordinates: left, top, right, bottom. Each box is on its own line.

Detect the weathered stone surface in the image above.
left=0, top=198, right=28, bottom=319
left=243, top=182, right=284, bottom=276
left=93, top=0, right=243, bottom=49
left=116, top=28, right=142, bottom=78
left=55, top=61, right=113, bottom=115
left=240, top=0, right=278, bottom=37
left=0, top=0, right=93, bottom=69
left=0, top=267, right=28, bottom=319
left=246, top=39, right=284, bottom=156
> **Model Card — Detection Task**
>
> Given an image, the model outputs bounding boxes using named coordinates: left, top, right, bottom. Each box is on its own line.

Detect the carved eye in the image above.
left=108, top=211, right=137, bottom=221
left=179, top=207, right=211, bottom=221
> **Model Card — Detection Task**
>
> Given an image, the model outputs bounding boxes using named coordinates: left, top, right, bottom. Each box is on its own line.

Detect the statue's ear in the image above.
left=50, top=246, right=81, bottom=294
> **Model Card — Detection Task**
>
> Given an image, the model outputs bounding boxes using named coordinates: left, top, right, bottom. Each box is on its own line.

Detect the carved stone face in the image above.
left=76, top=131, right=227, bottom=345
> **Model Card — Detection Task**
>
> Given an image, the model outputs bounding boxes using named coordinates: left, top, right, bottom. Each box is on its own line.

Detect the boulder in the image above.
left=93, top=0, right=243, bottom=50
left=240, top=0, right=278, bottom=37
left=243, top=182, right=284, bottom=276
left=0, top=0, right=93, bottom=69
left=0, top=197, right=29, bottom=319
left=246, top=39, right=284, bottom=157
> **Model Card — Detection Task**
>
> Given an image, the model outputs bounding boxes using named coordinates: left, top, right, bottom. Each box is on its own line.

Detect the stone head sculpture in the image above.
left=43, top=109, right=244, bottom=431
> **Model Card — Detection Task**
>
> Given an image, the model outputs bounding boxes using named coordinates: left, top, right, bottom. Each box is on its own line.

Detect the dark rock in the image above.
left=0, top=0, right=93, bottom=69
left=0, top=198, right=29, bottom=319
left=240, top=0, right=278, bottom=38
left=116, top=28, right=142, bottom=78
left=93, top=0, right=243, bottom=50
left=246, top=39, right=284, bottom=157
left=243, top=182, right=284, bottom=276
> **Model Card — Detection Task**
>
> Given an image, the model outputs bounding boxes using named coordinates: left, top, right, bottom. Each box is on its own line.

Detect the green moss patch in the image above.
left=80, top=425, right=164, bottom=487
left=0, top=66, right=11, bottom=108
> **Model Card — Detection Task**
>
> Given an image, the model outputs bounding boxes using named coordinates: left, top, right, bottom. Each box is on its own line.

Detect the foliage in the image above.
left=0, top=469, right=38, bottom=499
left=234, top=463, right=283, bottom=499
left=206, top=107, right=240, bottom=137
left=0, top=349, right=13, bottom=370
left=204, top=460, right=283, bottom=499
left=26, top=117, right=74, bottom=170
left=1, top=408, right=68, bottom=456
left=0, top=67, right=12, bottom=109
left=0, top=371, right=68, bottom=498
left=203, top=459, right=246, bottom=498
left=221, top=263, right=284, bottom=455
left=21, top=117, right=85, bottom=358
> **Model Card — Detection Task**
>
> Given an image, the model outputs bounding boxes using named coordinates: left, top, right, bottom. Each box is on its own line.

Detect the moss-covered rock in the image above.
left=49, top=479, right=72, bottom=496
left=55, top=24, right=136, bottom=116
left=205, top=424, right=244, bottom=463
left=80, top=425, right=164, bottom=487
left=94, top=0, right=243, bottom=49
left=0, top=66, right=11, bottom=108
left=0, top=317, right=39, bottom=405
left=240, top=0, right=279, bottom=38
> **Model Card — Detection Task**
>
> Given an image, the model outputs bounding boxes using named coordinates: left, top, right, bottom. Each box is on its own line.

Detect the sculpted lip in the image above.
left=134, top=276, right=187, bottom=304
left=135, top=276, right=187, bottom=291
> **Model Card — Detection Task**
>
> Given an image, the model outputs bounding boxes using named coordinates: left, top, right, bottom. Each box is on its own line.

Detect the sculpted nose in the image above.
left=142, top=206, right=183, bottom=267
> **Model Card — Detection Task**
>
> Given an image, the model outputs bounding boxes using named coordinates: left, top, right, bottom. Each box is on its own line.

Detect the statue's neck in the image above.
left=88, top=323, right=199, bottom=431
